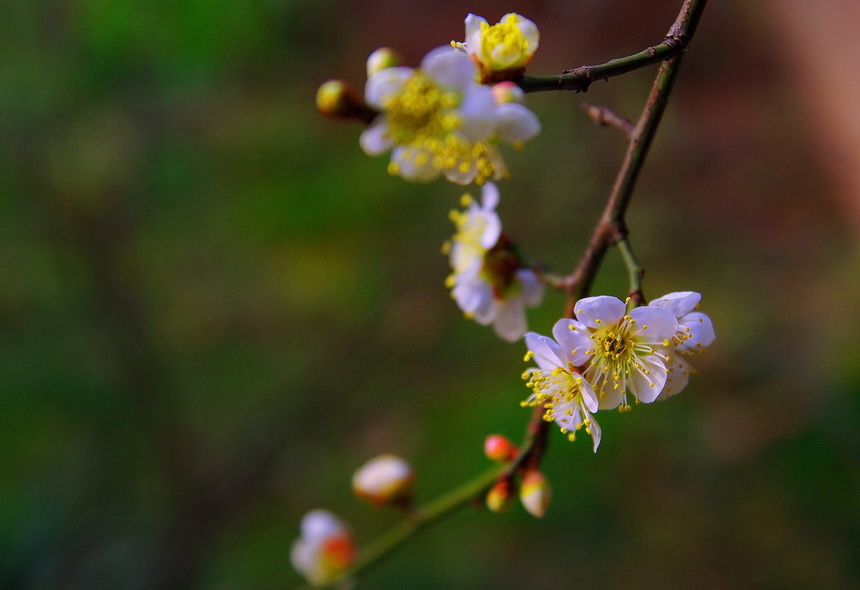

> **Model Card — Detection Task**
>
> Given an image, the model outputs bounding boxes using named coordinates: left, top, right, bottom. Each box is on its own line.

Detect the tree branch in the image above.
left=518, top=0, right=705, bottom=94
left=562, top=0, right=708, bottom=308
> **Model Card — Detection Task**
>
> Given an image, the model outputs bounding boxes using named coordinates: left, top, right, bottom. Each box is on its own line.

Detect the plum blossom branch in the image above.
left=562, top=0, right=708, bottom=311
left=518, top=0, right=707, bottom=94
left=300, top=1, right=709, bottom=586
left=299, top=406, right=549, bottom=589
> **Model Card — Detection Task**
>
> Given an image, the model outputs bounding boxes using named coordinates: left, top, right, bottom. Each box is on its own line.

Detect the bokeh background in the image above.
left=2, top=1, right=859, bottom=588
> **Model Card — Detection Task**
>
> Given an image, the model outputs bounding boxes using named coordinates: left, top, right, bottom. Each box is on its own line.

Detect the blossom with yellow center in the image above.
left=521, top=325, right=602, bottom=451
left=562, top=296, right=679, bottom=410
left=463, top=13, right=539, bottom=75
left=648, top=291, right=716, bottom=399
left=443, top=183, right=544, bottom=341
left=290, top=509, right=355, bottom=587
left=361, top=46, right=540, bottom=185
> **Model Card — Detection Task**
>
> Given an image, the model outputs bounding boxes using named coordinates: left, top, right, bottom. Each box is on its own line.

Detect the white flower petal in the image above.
left=628, top=354, right=668, bottom=403
left=453, top=277, right=493, bottom=318
left=511, top=14, right=539, bottom=52
left=516, top=269, right=544, bottom=307
left=443, top=162, right=479, bottom=185
left=364, top=67, right=412, bottom=109
left=659, top=354, right=691, bottom=400
left=650, top=291, right=700, bottom=318
left=525, top=332, right=564, bottom=371
left=574, top=295, right=626, bottom=328
left=587, top=411, right=602, bottom=453
left=579, top=374, right=599, bottom=413
left=464, top=14, right=487, bottom=55
left=359, top=120, right=393, bottom=155
left=392, top=146, right=440, bottom=182
left=680, top=311, right=716, bottom=350
left=301, top=509, right=348, bottom=541
left=459, top=86, right=498, bottom=142
left=422, top=46, right=476, bottom=90
left=552, top=319, right=591, bottom=366
left=495, top=102, right=541, bottom=144
left=480, top=181, right=500, bottom=210
left=493, top=297, right=527, bottom=342
left=629, top=305, right=678, bottom=342
left=552, top=400, right=582, bottom=432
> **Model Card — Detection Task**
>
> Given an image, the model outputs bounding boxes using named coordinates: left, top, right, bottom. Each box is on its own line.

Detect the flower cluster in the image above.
left=361, top=45, right=540, bottom=185
left=522, top=293, right=715, bottom=451
left=443, top=182, right=543, bottom=341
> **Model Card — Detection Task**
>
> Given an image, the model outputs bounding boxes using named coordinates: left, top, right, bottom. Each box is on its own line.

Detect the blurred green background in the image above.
left=2, top=1, right=859, bottom=588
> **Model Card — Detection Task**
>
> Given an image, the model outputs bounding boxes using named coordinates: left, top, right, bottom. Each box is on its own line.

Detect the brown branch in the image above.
left=582, top=102, right=634, bottom=136
left=561, top=0, right=708, bottom=308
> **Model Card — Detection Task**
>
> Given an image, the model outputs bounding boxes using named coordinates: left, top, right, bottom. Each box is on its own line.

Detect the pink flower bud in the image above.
left=484, top=434, right=518, bottom=462
left=491, top=81, right=525, bottom=105
left=519, top=470, right=551, bottom=518
left=486, top=478, right=515, bottom=513
left=291, top=509, right=355, bottom=586
left=352, top=454, right=415, bottom=507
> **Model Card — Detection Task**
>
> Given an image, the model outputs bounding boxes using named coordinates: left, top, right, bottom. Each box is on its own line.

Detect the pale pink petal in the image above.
left=364, top=67, right=412, bottom=109
left=574, top=295, right=626, bottom=328
left=525, top=332, right=564, bottom=371
left=680, top=312, right=716, bottom=350
left=359, top=120, right=393, bottom=155
left=493, top=298, right=527, bottom=342
left=516, top=269, right=544, bottom=307
left=422, top=46, right=475, bottom=90
left=459, top=87, right=498, bottom=142
left=650, top=291, right=700, bottom=318
left=495, top=102, right=541, bottom=143
left=464, top=14, right=488, bottom=56
left=658, top=354, right=691, bottom=400
left=629, top=305, right=678, bottom=342
left=627, top=354, right=668, bottom=403
left=552, top=319, right=591, bottom=366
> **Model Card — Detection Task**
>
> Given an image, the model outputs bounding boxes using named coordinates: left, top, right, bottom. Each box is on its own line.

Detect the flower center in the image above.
left=480, top=14, right=530, bottom=68
left=588, top=317, right=642, bottom=379
left=382, top=72, right=460, bottom=144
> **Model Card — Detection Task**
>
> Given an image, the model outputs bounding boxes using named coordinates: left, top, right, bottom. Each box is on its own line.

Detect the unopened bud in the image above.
left=316, top=80, right=363, bottom=119
left=491, top=81, right=525, bottom=105
left=291, top=509, right=355, bottom=587
left=484, top=434, right=518, bottom=462
left=352, top=454, right=415, bottom=507
left=366, top=47, right=403, bottom=77
left=519, top=470, right=551, bottom=518
left=486, top=478, right=515, bottom=513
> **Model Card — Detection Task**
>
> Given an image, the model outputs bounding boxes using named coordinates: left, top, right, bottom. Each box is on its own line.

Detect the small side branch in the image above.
left=582, top=102, right=634, bottom=136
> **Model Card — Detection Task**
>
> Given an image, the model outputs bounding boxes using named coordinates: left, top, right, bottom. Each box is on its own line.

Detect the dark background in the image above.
left=2, top=1, right=858, bottom=588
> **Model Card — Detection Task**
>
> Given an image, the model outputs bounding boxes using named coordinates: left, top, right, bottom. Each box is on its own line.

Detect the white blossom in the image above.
left=648, top=291, right=716, bottom=399
left=361, top=47, right=540, bottom=185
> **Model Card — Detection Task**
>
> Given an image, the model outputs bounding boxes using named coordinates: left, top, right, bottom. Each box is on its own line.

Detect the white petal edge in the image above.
left=574, top=295, right=626, bottom=328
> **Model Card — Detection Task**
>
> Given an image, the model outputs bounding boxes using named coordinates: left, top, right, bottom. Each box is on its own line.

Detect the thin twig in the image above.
left=581, top=102, right=634, bottom=136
